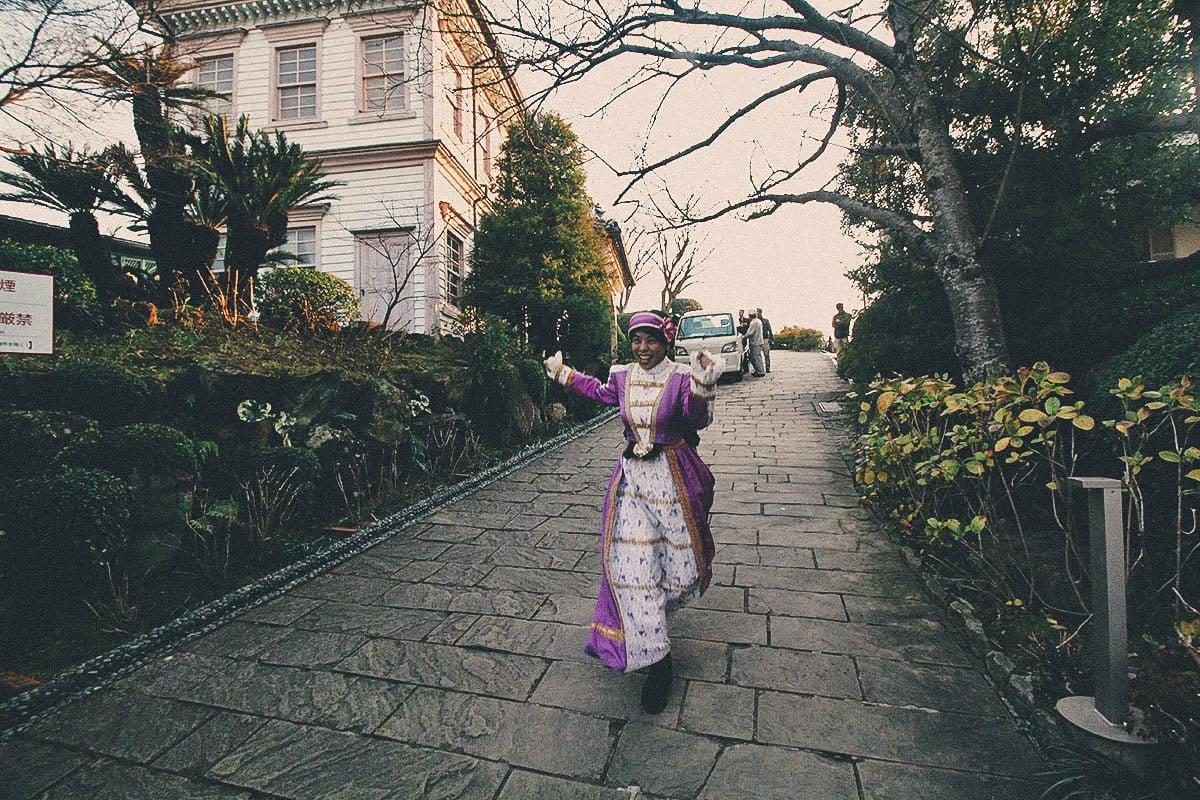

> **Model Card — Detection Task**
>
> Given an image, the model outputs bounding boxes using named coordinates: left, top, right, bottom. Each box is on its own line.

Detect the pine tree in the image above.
left=464, top=113, right=613, bottom=372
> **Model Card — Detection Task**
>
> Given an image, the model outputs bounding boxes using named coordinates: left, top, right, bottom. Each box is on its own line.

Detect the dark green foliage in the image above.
left=0, top=145, right=137, bottom=302
left=238, top=445, right=320, bottom=486
left=5, top=467, right=132, bottom=588
left=456, top=313, right=540, bottom=445
left=1, top=361, right=164, bottom=425
left=515, top=355, right=547, bottom=407
left=55, top=422, right=199, bottom=485
left=464, top=113, right=613, bottom=373
left=837, top=267, right=957, bottom=385
left=671, top=298, right=701, bottom=315
left=55, top=423, right=200, bottom=573
left=256, top=267, right=361, bottom=332
left=0, top=410, right=97, bottom=482
left=839, top=1, right=1198, bottom=379
left=198, top=116, right=341, bottom=286
left=0, top=239, right=101, bottom=329
left=1089, top=306, right=1200, bottom=408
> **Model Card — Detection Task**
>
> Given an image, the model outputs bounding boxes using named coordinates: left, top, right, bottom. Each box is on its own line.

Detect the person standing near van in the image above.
left=746, top=313, right=766, bottom=377
left=756, top=308, right=772, bottom=373
left=832, top=303, right=853, bottom=356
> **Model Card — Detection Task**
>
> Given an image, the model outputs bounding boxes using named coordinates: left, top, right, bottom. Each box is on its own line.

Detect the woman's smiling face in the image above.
left=631, top=330, right=667, bottom=370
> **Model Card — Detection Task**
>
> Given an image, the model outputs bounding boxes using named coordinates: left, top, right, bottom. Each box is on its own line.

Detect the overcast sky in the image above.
left=0, top=0, right=865, bottom=335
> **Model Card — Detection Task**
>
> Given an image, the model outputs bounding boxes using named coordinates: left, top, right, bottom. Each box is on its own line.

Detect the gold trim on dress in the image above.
left=612, top=535, right=693, bottom=550
left=591, top=621, right=624, bottom=641
left=667, top=449, right=712, bottom=592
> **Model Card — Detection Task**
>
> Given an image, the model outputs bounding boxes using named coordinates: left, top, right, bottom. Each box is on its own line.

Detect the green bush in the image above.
left=54, top=423, right=200, bottom=572
left=5, top=467, right=132, bottom=589
left=0, top=238, right=100, bottom=328
left=2, top=360, right=165, bottom=424
left=515, top=355, right=547, bottom=406
left=1088, top=306, right=1200, bottom=411
left=55, top=422, right=198, bottom=485
left=256, top=267, right=361, bottom=333
left=0, top=410, right=97, bottom=482
left=773, top=326, right=825, bottom=351
left=837, top=278, right=958, bottom=385
left=237, top=446, right=322, bottom=545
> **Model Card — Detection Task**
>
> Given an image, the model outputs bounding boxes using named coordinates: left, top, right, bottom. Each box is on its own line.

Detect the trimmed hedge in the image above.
left=5, top=467, right=132, bottom=588
left=0, top=360, right=165, bottom=425
left=55, top=422, right=199, bottom=485
left=256, top=267, right=361, bottom=332
left=1088, top=305, right=1200, bottom=410
left=0, top=410, right=97, bottom=482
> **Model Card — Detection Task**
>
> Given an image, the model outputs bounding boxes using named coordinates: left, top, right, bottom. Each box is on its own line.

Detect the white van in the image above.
left=673, top=310, right=745, bottom=380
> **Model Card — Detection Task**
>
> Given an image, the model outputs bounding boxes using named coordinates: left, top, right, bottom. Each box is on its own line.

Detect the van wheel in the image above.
left=731, top=368, right=743, bottom=383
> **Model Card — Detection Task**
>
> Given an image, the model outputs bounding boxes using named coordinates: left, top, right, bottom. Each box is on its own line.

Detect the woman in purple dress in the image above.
left=543, top=311, right=719, bottom=713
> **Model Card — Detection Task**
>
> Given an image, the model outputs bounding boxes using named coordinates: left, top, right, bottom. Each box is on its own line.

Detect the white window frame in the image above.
left=448, top=63, right=464, bottom=140
left=269, top=224, right=320, bottom=269
left=444, top=230, right=465, bottom=307
left=212, top=232, right=227, bottom=272
left=360, top=33, right=406, bottom=113
left=274, top=43, right=319, bottom=122
left=193, top=53, right=236, bottom=123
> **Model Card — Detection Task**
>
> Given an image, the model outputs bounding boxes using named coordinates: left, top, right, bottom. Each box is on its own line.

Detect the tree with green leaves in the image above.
left=463, top=112, right=613, bottom=372
left=473, top=0, right=1200, bottom=380
left=196, top=115, right=340, bottom=300
left=0, top=144, right=139, bottom=302
left=84, top=43, right=217, bottom=298
left=837, top=0, right=1200, bottom=383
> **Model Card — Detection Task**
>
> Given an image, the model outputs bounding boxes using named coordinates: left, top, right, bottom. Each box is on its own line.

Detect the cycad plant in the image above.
left=84, top=43, right=216, bottom=298
left=198, top=115, right=340, bottom=302
left=0, top=144, right=139, bottom=302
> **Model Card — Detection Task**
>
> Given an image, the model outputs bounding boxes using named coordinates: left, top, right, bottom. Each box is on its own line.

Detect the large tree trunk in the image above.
left=890, top=1, right=1011, bottom=382
left=67, top=211, right=119, bottom=303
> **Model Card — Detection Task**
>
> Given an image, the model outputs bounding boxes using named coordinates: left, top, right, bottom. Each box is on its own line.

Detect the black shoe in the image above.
left=640, top=654, right=673, bottom=714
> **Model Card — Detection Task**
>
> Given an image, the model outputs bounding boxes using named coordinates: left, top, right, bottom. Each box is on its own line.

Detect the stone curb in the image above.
left=0, top=409, right=618, bottom=738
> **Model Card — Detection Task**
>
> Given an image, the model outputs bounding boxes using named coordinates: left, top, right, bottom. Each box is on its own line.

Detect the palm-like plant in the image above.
left=83, top=43, right=215, bottom=297
left=0, top=144, right=139, bottom=301
left=198, top=116, right=341, bottom=295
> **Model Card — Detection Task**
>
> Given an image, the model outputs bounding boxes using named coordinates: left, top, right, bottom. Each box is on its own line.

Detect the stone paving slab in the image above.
left=3, top=353, right=1044, bottom=799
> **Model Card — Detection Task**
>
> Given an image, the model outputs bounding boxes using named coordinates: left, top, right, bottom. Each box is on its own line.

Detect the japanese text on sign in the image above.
left=0, top=269, right=53, bottom=355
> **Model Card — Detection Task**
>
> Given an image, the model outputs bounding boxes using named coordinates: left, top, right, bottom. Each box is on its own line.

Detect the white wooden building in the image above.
left=153, top=0, right=522, bottom=333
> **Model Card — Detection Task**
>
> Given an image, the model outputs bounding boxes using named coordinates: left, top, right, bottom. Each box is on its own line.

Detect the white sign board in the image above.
left=0, top=269, right=54, bottom=355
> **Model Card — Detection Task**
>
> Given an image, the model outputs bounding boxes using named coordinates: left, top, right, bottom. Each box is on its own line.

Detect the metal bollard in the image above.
left=1056, top=477, right=1148, bottom=743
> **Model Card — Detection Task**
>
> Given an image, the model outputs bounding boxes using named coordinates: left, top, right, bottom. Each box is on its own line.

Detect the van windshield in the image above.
left=679, top=314, right=735, bottom=338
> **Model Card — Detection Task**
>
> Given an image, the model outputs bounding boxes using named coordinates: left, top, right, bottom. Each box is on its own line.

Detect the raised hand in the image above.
left=543, top=350, right=564, bottom=380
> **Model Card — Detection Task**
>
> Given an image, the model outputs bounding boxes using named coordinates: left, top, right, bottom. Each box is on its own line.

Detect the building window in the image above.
left=212, top=233, right=227, bottom=272
left=445, top=231, right=464, bottom=305
left=481, top=115, right=493, bottom=180
left=271, top=226, right=317, bottom=268
left=448, top=65, right=464, bottom=139
left=277, top=45, right=318, bottom=120
left=1148, top=225, right=1176, bottom=262
left=363, top=34, right=404, bottom=111
left=195, top=54, right=234, bottom=120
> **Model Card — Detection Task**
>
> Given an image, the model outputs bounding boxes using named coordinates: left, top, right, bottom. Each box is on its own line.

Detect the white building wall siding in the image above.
left=175, top=1, right=513, bottom=333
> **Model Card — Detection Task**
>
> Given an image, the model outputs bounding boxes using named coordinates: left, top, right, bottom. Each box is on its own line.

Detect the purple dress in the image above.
left=557, top=358, right=717, bottom=672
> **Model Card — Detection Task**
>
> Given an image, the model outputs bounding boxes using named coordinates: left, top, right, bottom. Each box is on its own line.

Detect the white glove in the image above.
left=690, top=350, right=718, bottom=400
left=544, top=350, right=568, bottom=384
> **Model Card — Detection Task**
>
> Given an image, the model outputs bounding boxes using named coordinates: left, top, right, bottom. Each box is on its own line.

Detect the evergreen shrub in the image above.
left=256, top=267, right=361, bottom=332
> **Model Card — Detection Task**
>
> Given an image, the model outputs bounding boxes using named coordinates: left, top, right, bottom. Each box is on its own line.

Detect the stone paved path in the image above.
left=2, top=352, right=1045, bottom=799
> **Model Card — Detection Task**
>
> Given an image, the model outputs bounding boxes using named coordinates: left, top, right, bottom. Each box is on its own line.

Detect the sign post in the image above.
left=1057, top=476, right=1151, bottom=744
left=0, top=270, right=54, bottom=355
